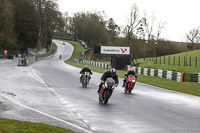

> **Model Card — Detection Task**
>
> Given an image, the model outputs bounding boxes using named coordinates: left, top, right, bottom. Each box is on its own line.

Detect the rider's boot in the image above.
left=122, top=80, right=125, bottom=87
left=97, top=87, right=101, bottom=94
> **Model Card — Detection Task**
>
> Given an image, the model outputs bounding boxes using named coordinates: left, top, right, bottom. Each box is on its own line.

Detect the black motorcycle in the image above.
left=81, top=72, right=90, bottom=88
left=99, top=78, right=115, bottom=104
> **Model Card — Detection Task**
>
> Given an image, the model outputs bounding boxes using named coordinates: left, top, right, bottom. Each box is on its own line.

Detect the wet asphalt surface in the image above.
left=1, top=40, right=200, bottom=133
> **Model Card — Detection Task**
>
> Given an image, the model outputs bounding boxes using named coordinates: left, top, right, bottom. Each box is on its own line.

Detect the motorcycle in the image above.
left=124, top=74, right=136, bottom=94
left=81, top=72, right=90, bottom=88
left=99, top=78, right=115, bottom=104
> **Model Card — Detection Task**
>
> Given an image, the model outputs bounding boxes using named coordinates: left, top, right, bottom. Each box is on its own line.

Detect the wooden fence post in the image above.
left=160, top=57, right=161, bottom=64
left=195, top=56, right=197, bottom=67
left=184, top=56, right=186, bottom=66
left=156, top=56, right=157, bottom=64
left=164, top=56, right=165, bottom=64
left=174, top=56, right=175, bottom=65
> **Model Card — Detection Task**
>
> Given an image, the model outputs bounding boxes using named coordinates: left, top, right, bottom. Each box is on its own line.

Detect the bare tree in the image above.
left=156, top=20, right=167, bottom=41
left=143, top=12, right=156, bottom=43
left=123, top=4, right=143, bottom=45
left=143, top=12, right=156, bottom=57
left=186, top=26, right=200, bottom=44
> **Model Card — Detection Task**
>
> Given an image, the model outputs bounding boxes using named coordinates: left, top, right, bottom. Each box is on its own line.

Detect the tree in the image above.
left=143, top=13, right=156, bottom=43
left=123, top=4, right=143, bottom=45
left=0, top=0, right=17, bottom=53
left=11, top=0, right=39, bottom=51
left=52, top=12, right=69, bottom=37
left=143, top=12, right=156, bottom=57
left=33, top=0, right=59, bottom=49
left=156, top=20, right=167, bottom=41
left=81, top=12, right=108, bottom=46
left=107, top=18, right=120, bottom=42
left=186, top=26, right=200, bottom=45
left=68, top=11, right=108, bottom=47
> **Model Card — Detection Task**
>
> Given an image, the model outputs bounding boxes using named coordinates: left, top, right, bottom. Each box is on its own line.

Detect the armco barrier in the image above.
left=18, top=56, right=36, bottom=66
left=127, top=65, right=184, bottom=82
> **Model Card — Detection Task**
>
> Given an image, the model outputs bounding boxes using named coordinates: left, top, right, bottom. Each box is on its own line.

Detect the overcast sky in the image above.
left=58, top=0, right=200, bottom=42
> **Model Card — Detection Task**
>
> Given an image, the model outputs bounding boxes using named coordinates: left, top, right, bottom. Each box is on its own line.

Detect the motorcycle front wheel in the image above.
left=128, top=84, right=133, bottom=94
left=103, top=90, right=111, bottom=104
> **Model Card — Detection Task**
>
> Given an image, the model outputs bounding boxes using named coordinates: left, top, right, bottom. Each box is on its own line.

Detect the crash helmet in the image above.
left=110, top=68, right=116, bottom=76
left=130, top=67, right=134, bottom=71
left=85, top=65, right=88, bottom=68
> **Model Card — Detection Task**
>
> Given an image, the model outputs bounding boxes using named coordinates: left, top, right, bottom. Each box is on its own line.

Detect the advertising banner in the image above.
left=101, top=46, right=130, bottom=55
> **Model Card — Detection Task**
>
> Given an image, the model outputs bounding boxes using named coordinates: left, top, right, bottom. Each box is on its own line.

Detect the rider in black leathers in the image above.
left=80, top=65, right=93, bottom=82
left=97, top=68, right=119, bottom=93
left=122, top=67, right=138, bottom=87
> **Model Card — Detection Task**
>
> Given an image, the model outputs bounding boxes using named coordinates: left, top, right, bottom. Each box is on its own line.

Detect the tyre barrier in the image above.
left=127, top=65, right=184, bottom=82
left=74, top=58, right=111, bottom=69
left=74, top=59, right=198, bottom=83
left=190, top=73, right=200, bottom=83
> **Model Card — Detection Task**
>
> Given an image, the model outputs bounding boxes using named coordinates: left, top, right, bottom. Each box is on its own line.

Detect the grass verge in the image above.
left=134, top=49, right=200, bottom=81
left=0, top=118, right=74, bottom=133
left=64, top=40, right=200, bottom=97
left=51, top=42, right=57, bottom=54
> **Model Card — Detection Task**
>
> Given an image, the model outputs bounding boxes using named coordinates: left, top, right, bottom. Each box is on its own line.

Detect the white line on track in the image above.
left=0, top=93, right=93, bottom=133
left=16, top=60, right=96, bottom=132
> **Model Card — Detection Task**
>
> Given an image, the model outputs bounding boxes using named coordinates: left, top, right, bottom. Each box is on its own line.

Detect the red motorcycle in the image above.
left=124, top=74, right=136, bottom=94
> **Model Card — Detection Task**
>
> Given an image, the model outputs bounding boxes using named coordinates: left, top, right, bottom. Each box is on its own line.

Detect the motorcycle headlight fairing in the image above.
left=132, top=80, right=136, bottom=83
left=105, top=83, right=108, bottom=88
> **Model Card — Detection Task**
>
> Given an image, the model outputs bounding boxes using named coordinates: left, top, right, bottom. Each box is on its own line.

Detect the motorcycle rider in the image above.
left=97, top=68, right=119, bottom=93
left=122, top=67, right=138, bottom=87
left=80, top=65, right=93, bottom=82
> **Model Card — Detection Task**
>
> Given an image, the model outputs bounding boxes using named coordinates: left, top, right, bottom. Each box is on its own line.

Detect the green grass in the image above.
left=51, top=42, right=57, bottom=54
left=135, top=49, right=200, bottom=73
left=0, top=118, right=74, bottom=133
left=63, top=40, right=200, bottom=97
left=66, top=41, right=85, bottom=61
left=132, top=49, right=200, bottom=82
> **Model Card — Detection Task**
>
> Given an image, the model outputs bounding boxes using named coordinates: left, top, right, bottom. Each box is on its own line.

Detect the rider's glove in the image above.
left=115, top=84, right=118, bottom=87
left=101, top=80, right=104, bottom=84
